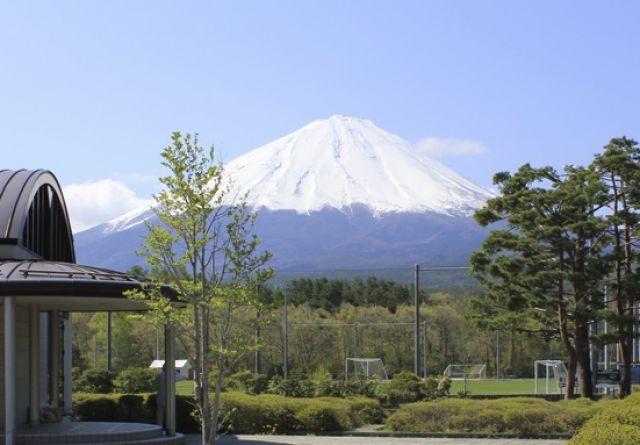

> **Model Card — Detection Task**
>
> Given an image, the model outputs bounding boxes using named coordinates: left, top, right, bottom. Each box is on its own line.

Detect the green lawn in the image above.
left=176, top=379, right=194, bottom=396
left=176, top=377, right=561, bottom=397
left=449, top=378, right=562, bottom=395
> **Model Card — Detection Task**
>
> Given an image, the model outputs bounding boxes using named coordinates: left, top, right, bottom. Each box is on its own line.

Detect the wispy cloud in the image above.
left=63, top=179, right=153, bottom=233
left=413, top=137, right=488, bottom=158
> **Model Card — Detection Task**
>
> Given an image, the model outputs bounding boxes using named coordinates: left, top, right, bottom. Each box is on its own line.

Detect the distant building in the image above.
left=150, top=359, right=192, bottom=380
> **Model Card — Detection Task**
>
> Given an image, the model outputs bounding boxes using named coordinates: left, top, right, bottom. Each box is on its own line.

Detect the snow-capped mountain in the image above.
left=75, top=116, right=494, bottom=277
left=224, top=115, right=491, bottom=215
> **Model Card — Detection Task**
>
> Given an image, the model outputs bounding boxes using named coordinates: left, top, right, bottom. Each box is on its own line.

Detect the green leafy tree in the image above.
left=131, top=132, right=272, bottom=445
left=471, top=164, right=609, bottom=399
left=593, top=137, right=640, bottom=397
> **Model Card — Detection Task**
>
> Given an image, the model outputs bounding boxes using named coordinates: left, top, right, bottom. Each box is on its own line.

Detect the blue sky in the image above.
left=2, top=1, right=639, bottom=230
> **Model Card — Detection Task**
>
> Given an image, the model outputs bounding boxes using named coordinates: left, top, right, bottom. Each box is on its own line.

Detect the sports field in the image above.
left=449, top=378, right=561, bottom=395
left=176, top=379, right=195, bottom=395
left=177, top=378, right=561, bottom=396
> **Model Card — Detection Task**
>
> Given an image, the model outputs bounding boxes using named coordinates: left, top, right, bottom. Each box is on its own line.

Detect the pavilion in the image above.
left=0, top=169, right=182, bottom=445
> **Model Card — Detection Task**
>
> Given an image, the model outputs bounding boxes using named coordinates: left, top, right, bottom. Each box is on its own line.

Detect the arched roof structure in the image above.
left=0, top=169, right=75, bottom=262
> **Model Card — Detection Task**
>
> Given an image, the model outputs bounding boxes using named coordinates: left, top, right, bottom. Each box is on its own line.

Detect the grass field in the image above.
left=176, top=379, right=194, bottom=396
left=449, top=378, right=561, bottom=395
left=176, top=378, right=561, bottom=396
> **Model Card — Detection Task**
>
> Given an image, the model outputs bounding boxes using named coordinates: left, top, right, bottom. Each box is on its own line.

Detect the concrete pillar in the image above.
left=49, top=310, right=60, bottom=407
left=164, top=324, right=176, bottom=436
left=4, top=297, right=16, bottom=445
left=63, top=313, right=72, bottom=416
left=29, top=304, right=40, bottom=425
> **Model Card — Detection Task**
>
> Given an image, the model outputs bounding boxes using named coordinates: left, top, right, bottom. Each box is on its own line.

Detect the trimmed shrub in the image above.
left=374, top=371, right=422, bottom=406
left=114, top=367, right=156, bottom=393
left=75, top=368, right=116, bottom=393
left=220, top=392, right=384, bottom=433
left=569, top=393, right=640, bottom=445
left=73, top=393, right=198, bottom=432
left=73, top=394, right=118, bottom=420
left=387, top=397, right=596, bottom=435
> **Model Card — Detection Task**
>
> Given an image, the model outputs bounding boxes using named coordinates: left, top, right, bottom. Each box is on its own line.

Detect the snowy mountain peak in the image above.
left=224, top=115, right=492, bottom=216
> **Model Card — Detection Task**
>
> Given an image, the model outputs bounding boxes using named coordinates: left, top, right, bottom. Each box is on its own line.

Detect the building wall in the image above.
left=0, top=302, right=34, bottom=428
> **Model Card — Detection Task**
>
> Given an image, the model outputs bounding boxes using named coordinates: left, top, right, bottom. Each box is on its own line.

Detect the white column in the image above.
left=29, top=304, right=40, bottom=425
left=50, top=310, right=60, bottom=408
left=63, top=313, right=72, bottom=416
left=4, top=297, right=16, bottom=445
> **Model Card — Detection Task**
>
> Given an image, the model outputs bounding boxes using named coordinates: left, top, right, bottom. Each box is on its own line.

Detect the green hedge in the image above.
left=387, top=397, right=596, bottom=435
left=73, top=393, right=199, bottom=433
left=73, top=391, right=383, bottom=434
left=220, top=392, right=384, bottom=433
left=569, top=393, right=640, bottom=445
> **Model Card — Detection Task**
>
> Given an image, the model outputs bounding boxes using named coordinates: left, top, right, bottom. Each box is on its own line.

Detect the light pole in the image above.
left=414, top=265, right=469, bottom=378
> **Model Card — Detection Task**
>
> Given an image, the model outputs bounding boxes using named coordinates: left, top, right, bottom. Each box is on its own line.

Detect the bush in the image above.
left=266, top=375, right=314, bottom=397
left=73, top=394, right=119, bottom=420
left=75, top=368, right=116, bottom=393
left=224, top=371, right=268, bottom=395
left=387, top=397, right=596, bottom=435
left=73, top=393, right=198, bottom=433
left=114, top=367, right=156, bottom=393
left=569, top=393, right=640, bottom=445
left=374, top=371, right=419, bottom=406
left=220, top=392, right=384, bottom=433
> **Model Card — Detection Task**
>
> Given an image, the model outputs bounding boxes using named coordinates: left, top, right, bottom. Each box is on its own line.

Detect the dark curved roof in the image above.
left=0, top=169, right=75, bottom=262
left=0, top=260, right=177, bottom=301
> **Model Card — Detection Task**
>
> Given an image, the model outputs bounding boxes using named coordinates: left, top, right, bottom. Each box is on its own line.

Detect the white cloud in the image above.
left=413, top=137, right=488, bottom=158
left=63, top=179, right=153, bottom=233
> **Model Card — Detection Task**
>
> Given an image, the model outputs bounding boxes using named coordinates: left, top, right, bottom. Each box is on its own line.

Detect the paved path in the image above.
left=185, top=434, right=567, bottom=445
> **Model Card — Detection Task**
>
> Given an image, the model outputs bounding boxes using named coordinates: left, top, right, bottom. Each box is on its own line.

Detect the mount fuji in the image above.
left=74, top=116, right=494, bottom=278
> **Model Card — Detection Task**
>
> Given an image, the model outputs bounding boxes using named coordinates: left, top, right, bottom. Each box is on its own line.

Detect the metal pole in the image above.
left=255, top=310, right=261, bottom=374
left=423, top=320, right=427, bottom=378
left=603, top=286, right=608, bottom=370
left=496, top=330, right=500, bottom=380
left=156, top=328, right=160, bottom=360
left=414, top=264, right=420, bottom=376
left=283, top=289, right=288, bottom=379
left=107, top=311, right=112, bottom=371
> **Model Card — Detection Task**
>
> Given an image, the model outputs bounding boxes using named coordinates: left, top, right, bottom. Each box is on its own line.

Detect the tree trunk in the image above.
left=574, top=323, right=594, bottom=399
left=558, top=303, right=577, bottom=399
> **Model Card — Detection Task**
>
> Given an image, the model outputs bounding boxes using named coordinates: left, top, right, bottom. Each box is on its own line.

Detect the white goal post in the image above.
left=443, top=364, right=487, bottom=380
left=534, top=360, right=567, bottom=394
left=345, top=358, right=389, bottom=381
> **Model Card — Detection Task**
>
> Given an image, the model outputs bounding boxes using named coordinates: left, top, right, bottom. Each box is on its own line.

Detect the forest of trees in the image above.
left=72, top=277, right=561, bottom=381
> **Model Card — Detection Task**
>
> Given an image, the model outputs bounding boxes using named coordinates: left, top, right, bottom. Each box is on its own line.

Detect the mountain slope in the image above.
left=224, top=115, right=492, bottom=215
left=74, top=116, right=493, bottom=277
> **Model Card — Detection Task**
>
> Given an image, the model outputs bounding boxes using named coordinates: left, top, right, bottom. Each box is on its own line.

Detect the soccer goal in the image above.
left=443, top=363, right=487, bottom=380
left=534, top=360, right=568, bottom=394
left=345, top=358, right=389, bottom=381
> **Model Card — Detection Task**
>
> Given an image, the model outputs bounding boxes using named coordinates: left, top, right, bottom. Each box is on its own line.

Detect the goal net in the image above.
left=345, top=358, right=388, bottom=381
left=443, top=364, right=487, bottom=380
left=534, top=360, right=567, bottom=394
